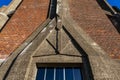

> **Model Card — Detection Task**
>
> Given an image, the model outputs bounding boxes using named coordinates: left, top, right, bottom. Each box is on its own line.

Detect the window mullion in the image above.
left=63, top=68, right=65, bottom=80
left=73, top=68, right=75, bottom=80
left=54, top=68, right=56, bottom=80
left=44, top=68, right=47, bottom=80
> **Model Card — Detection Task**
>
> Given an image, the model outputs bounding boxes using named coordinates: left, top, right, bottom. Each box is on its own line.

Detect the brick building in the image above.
left=0, top=0, right=120, bottom=80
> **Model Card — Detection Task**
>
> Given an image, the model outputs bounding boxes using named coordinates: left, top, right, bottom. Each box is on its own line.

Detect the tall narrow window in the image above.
left=36, top=67, right=83, bottom=80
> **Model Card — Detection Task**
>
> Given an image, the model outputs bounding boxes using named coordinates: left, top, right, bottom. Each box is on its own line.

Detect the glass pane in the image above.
left=36, top=68, right=45, bottom=80
left=65, top=68, right=73, bottom=80
left=56, top=68, right=63, bottom=80
left=46, top=68, right=54, bottom=80
left=73, top=68, right=82, bottom=80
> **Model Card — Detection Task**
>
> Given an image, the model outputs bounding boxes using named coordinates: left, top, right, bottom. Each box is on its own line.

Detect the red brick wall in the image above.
left=0, top=0, right=49, bottom=58
left=69, top=0, right=120, bottom=59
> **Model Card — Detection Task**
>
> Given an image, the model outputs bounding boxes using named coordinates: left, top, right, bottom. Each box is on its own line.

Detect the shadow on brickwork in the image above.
left=96, top=0, right=114, bottom=14
left=0, top=12, right=16, bottom=32
left=47, top=0, right=57, bottom=19
left=107, top=14, right=120, bottom=33
left=96, top=0, right=120, bottom=34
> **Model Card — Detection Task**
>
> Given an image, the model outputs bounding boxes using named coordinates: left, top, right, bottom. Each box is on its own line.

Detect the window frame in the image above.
left=36, top=63, right=85, bottom=80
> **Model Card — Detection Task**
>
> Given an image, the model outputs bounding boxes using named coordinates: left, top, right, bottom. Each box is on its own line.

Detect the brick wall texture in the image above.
left=1, top=0, right=120, bottom=60
left=69, top=0, right=120, bottom=59
left=0, top=0, right=49, bottom=58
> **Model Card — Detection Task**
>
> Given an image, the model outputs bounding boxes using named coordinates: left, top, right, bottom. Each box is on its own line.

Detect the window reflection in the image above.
left=56, top=68, right=63, bottom=80
left=36, top=68, right=45, bottom=80
left=73, top=68, right=82, bottom=80
left=46, top=68, right=54, bottom=80
left=65, top=68, right=73, bottom=80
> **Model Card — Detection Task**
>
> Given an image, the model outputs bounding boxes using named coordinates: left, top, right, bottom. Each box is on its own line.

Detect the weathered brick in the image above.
left=69, top=0, right=120, bottom=59
left=0, top=0, right=49, bottom=58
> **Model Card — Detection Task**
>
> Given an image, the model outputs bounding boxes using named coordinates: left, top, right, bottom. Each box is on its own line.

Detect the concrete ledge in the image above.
left=63, top=15, right=120, bottom=80
left=0, top=6, right=7, bottom=12
left=0, top=19, right=51, bottom=79
left=0, top=13, right=8, bottom=30
left=4, top=0, right=22, bottom=15
left=0, top=0, right=22, bottom=30
left=103, top=0, right=117, bottom=14
left=61, top=0, right=120, bottom=79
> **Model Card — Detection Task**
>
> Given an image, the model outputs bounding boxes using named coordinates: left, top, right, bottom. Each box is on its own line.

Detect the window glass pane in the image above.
left=36, top=68, right=45, bottom=80
left=56, top=68, right=63, bottom=80
left=36, top=67, right=82, bottom=80
left=73, top=68, right=82, bottom=80
left=65, top=68, right=73, bottom=80
left=46, top=68, right=54, bottom=80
